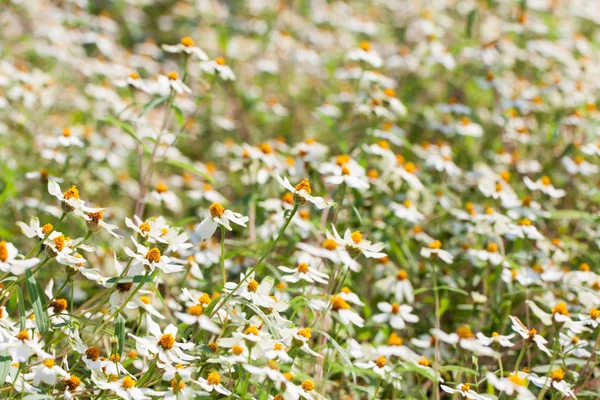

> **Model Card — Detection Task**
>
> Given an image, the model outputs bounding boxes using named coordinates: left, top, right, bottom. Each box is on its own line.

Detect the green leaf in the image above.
left=0, top=350, right=10, bottom=387
left=102, top=117, right=150, bottom=154
left=26, top=270, right=49, bottom=335
left=439, top=365, right=480, bottom=376
left=114, top=314, right=125, bottom=356
left=313, top=328, right=357, bottom=384
left=466, top=9, right=476, bottom=38
left=141, top=96, right=169, bottom=116
left=171, top=103, right=185, bottom=126
left=17, top=286, right=26, bottom=331
left=106, top=275, right=151, bottom=285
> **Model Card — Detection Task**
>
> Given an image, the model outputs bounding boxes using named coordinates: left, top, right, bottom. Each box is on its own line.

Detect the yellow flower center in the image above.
left=550, top=368, right=564, bottom=381
left=298, top=328, right=311, bottom=339
left=210, top=202, right=225, bottom=218
left=85, top=346, right=100, bottom=361
left=350, top=231, right=363, bottom=244
left=180, top=36, right=195, bottom=47
left=341, top=165, right=351, bottom=175
left=579, top=263, right=590, bottom=271
left=391, top=303, right=400, bottom=314
left=528, top=328, right=537, bottom=339
left=0, top=241, right=7, bottom=262
left=331, top=295, right=350, bottom=310
left=428, top=240, right=442, bottom=249
left=388, top=332, right=403, bottom=346
left=199, top=293, right=211, bottom=305
left=552, top=302, right=569, bottom=316
left=295, top=179, right=311, bottom=194
left=156, top=183, right=168, bottom=193
left=247, top=279, right=259, bottom=292
left=171, top=379, right=186, bottom=392
left=418, top=356, right=430, bottom=367
left=139, top=222, right=151, bottom=233
left=62, top=128, right=71, bottom=137
left=590, top=308, right=600, bottom=319
left=492, top=332, right=499, bottom=337
left=396, top=270, right=408, bottom=280
left=383, top=88, right=395, bottom=97
left=541, top=176, right=552, bottom=186
left=297, top=263, right=309, bottom=273
left=215, top=57, right=225, bottom=65
left=41, top=223, right=53, bottom=235
left=281, top=193, right=294, bottom=204
left=63, top=186, right=80, bottom=200
left=52, top=298, right=68, bottom=313
left=53, top=235, right=66, bottom=252
left=167, top=71, right=179, bottom=80
left=571, top=336, right=580, bottom=343
left=187, top=304, right=204, bottom=316
left=375, top=356, right=386, bottom=368
left=159, top=333, right=175, bottom=349
left=145, top=248, right=161, bottom=263
left=208, top=342, right=218, bottom=352
left=456, top=326, right=474, bottom=339
left=17, top=330, right=29, bottom=341
left=518, top=218, right=532, bottom=226
left=323, top=239, right=338, bottom=250
left=359, top=41, right=371, bottom=51
left=232, top=345, right=244, bottom=355
left=129, top=72, right=140, bottom=80
left=122, top=376, right=136, bottom=389
left=301, top=380, right=315, bottom=391
left=273, top=343, right=283, bottom=351
left=43, top=359, right=55, bottom=368
left=404, top=162, right=416, bottom=174
left=207, top=371, right=221, bottom=385
left=487, top=243, right=498, bottom=253
left=461, top=383, right=470, bottom=392
left=508, top=372, right=525, bottom=386
left=244, top=325, right=259, bottom=336
left=139, top=296, right=150, bottom=305
left=460, top=116, right=471, bottom=125
left=65, top=375, right=81, bottom=390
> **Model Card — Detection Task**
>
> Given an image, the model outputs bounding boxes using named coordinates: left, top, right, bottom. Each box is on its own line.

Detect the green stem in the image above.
left=25, top=213, right=67, bottom=259
left=220, top=226, right=226, bottom=286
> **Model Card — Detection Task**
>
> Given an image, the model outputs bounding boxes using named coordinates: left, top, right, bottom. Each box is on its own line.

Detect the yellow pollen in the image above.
left=199, top=293, right=211, bottom=305
left=244, top=325, right=259, bottom=336
left=500, top=171, right=510, bottom=182
left=429, top=240, right=442, bottom=249
left=0, top=241, right=7, bottom=262
left=85, top=346, right=100, bottom=361
left=43, top=359, right=55, bottom=368
left=396, top=270, right=408, bottom=280
left=508, top=373, right=525, bottom=386
left=331, top=295, right=350, bottom=310
left=65, top=375, right=81, bottom=390
left=121, top=376, right=136, bottom=389
left=232, top=345, right=244, bottom=355
left=273, top=343, right=283, bottom=351
left=63, top=186, right=80, bottom=200
left=336, top=154, right=351, bottom=166
left=375, top=356, right=386, bottom=368
left=128, top=349, right=138, bottom=358
left=298, top=328, right=311, bottom=339
left=215, top=57, right=225, bottom=65
left=145, top=248, right=161, bottom=263
left=487, top=243, right=498, bottom=253
left=571, top=336, right=580, bottom=343
left=167, top=71, right=179, bottom=80
left=207, top=371, right=221, bottom=385
left=187, top=304, right=204, bottom=316
left=62, top=128, right=71, bottom=137
left=552, top=302, right=568, bottom=315
left=156, top=183, right=168, bottom=193
left=301, top=380, right=315, bottom=391
left=17, top=330, right=29, bottom=341
left=297, top=263, right=309, bottom=273
left=52, top=298, right=67, bottom=313
left=323, top=239, right=338, bottom=250
left=492, top=332, right=499, bottom=337
left=495, top=182, right=503, bottom=192
left=404, top=162, right=416, bottom=174
left=590, top=308, right=600, bottom=319
left=129, top=72, right=140, bottom=80
left=528, top=328, right=537, bottom=339
left=281, top=193, right=294, bottom=204
left=461, top=383, right=470, bottom=392
left=209, top=202, right=225, bottom=218
left=139, top=222, right=151, bottom=233
left=518, top=218, right=532, bottom=226
left=258, top=142, right=273, bottom=154
left=350, top=231, right=363, bottom=244
left=158, top=333, right=175, bottom=349
left=139, top=296, right=150, bottom=305
left=180, top=36, right=195, bottom=47
left=456, top=326, right=474, bottom=339
left=388, top=332, right=403, bottom=346
left=53, top=235, right=66, bottom=252
left=247, top=279, right=259, bottom=292
left=541, top=176, right=552, bottom=186
left=579, top=263, right=590, bottom=271
left=367, top=169, right=379, bottom=179
left=418, top=356, right=430, bottom=367
left=295, top=179, right=311, bottom=194
left=41, top=223, right=53, bottom=235
left=550, top=368, right=564, bottom=381
left=341, top=165, right=351, bottom=175
left=391, top=303, right=400, bottom=314
left=383, top=88, right=395, bottom=97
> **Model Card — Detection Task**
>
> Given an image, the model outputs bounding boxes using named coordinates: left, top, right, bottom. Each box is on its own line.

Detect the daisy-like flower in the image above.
left=148, top=183, right=182, bottom=213
left=373, top=302, right=419, bottom=329
left=390, top=200, right=425, bottom=224
left=0, top=240, right=39, bottom=275
left=93, top=375, right=159, bottom=400
left=162, top=36, right=208, bottom=60
left=420, top=240, right=454, bottom=264
left=278, top=260, right=329, bottom=285
left=528, top=368, right=576, bottom=398
left=129, top=315, right=196, bottom=366
left=468, top=243, right=505, bottom=266
left=375, top=270, right=415, bottom=304
left=326, top=225, right=386, bottom=259
left=579, top=307, right=600, bottom=328
left=486, top=372, right=535, bottom=400
left=122, top=237, right=183, bottom=274
left=31, top=358, right=69, bottom=386
left=43, top=232, right=86, bottom=266
left=504, top=218, right=545, bottom=240
left=153, top=71, right=191, bottom=96
left=85, top=207, right=122, bottom=238
left=559, top=332, right=591, bottom=358
left=524, top=176, right=566, bottom=198
left=347, top=41, right=383, bottom=68
left=200, top=57, right=236, bottom=81
left=329, top=295, right=364, bottom=327
left=453, top=116, right=483, bottom=137
left=48, top=180, right=98, bottom=218
left=526, top=300, right=586, bottom=333
left=431, top=327, right=500, bottom=358
left=440, top=383, right=492, bottom=400
left=562, top=155, right=598, bottom=176
left=195, top=202, right=249, bottom=240
left=197, top=371, right=232, bottom=396
left=275, top=174, right=333, bottom=209
left=16, top=217, right=55, bottom=240
left=476, top=331, right=515, bottom=348
left=509, top=315, right=551, bottom=356
left=355, top=356, right=398, bottom=380
left=174, top=290, right=221, bottom=334
left=224, top=272, right=276, bottom=308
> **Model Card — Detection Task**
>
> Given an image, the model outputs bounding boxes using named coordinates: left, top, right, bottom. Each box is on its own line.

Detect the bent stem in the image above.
left=210, top=205, right=299, bottom=317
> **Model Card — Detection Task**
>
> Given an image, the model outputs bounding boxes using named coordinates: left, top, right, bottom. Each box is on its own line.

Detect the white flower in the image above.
left=122, top=237, right=183, bottom=274
left=476, top=332, right=515, bottom=347
left=375, top=270, right=414, bottom=304
left=162, top=36, right=208, bottom=60
left=48, top=180, right=98, bottom=218
left=486, top=372, right=535, bottom=400
left=174, top=290, right=221, bottom=334
left=562, top=156, right=598, bottom=176
left=278, top=259, right=329, bottom=285
left=441, top=383, right=492, bottom=399
left=420, top=240, right=454, bottom=264
left=528, top=369, right=576, bottom=398
left=197, top=371, right=232, bottom=396
left=195, top=202, right=249, bottom=240
left=224, top=272, right=276, bottom=308
left=0, top=241, right=39, bottom=275
left=526, top=300, right=587, bottom=333
left=200, top=57, right=236, bottom=80
left=275, top=174, right=333, bottom=209
left=31, top=358, right=69, bottom=386
left=129, top=315, right=196, bottom=366
left=431, top=327, right=500, bottom=358
left=347, top=41, right=383, bottom=67
left=509, top=315, right=552, bottom=356
left=326, top=225, right=386, bottom=259
left=355, top=356, right=398, bottom=380
left=524, top=176, right=566, bottom=198
left=152, top=72, right=191, bottom=96
left=373, top=302, right=419, bottom=329
left=390, top=200, right=425, bottom=224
